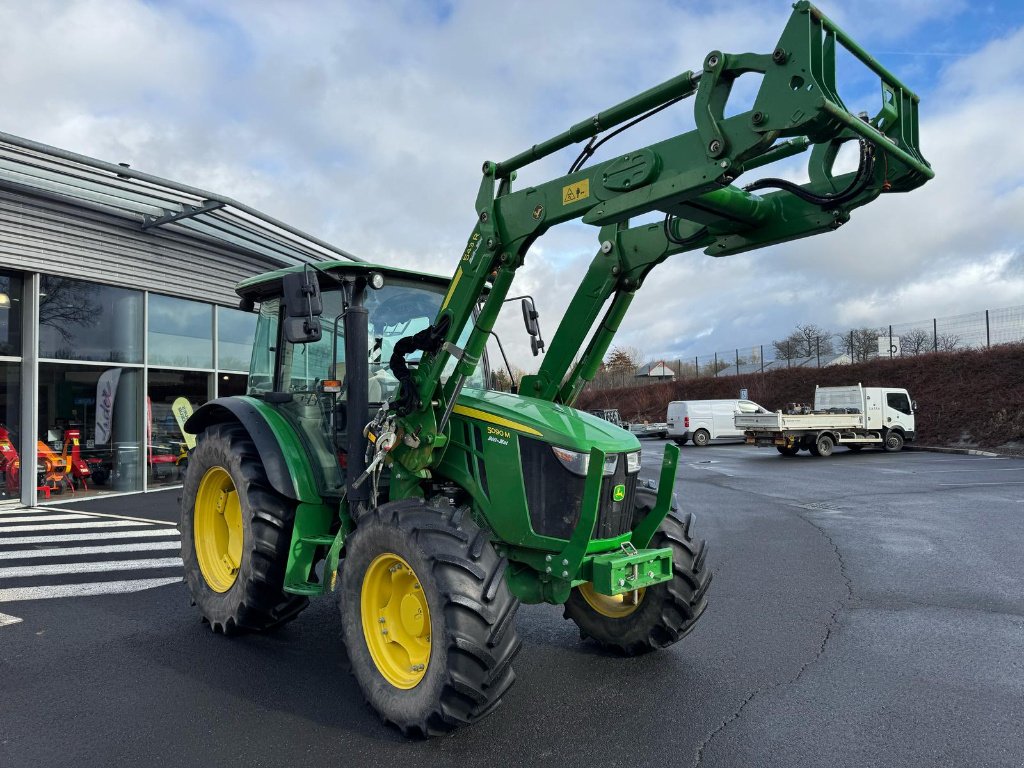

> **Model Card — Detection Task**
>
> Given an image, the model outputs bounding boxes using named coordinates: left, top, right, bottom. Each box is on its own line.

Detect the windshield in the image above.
left=269, top=279, right=486, bottom=401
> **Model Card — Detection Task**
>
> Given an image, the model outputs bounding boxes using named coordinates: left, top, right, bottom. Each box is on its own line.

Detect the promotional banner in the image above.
left=94, top=368, right=122, bottom=445
left=172, top=397, right=197, bottom=450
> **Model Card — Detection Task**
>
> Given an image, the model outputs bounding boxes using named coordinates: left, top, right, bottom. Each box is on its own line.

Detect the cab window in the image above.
left=886, top=392, right=912, bottom=415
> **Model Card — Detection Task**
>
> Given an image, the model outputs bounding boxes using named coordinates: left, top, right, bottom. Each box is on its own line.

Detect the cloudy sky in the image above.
left=2, top=0, right=1022, bottom=368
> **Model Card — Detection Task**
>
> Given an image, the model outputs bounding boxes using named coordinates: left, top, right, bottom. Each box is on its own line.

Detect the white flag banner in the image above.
left=95, top=368, right=122, bottom=445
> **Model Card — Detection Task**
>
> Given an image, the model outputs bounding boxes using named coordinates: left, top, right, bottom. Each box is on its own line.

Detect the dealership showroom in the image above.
left=0, top=131, right=349, bottom=508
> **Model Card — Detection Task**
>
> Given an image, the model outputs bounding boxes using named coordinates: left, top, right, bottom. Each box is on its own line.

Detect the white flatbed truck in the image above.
left=735, top=384, right=916, bottom=457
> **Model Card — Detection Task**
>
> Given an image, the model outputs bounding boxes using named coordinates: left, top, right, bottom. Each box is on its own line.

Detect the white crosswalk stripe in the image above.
left=0, top=507, right=184, bottom=606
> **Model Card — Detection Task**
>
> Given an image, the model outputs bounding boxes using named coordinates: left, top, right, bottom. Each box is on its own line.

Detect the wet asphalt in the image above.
left=1, top=442, right=1022, bottom=768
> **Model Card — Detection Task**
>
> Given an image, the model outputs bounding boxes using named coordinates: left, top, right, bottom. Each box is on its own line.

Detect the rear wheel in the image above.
left=674, top=437, right=689, bottom=446
left=339, top=500, right=521, bottom=737
left=776, top=445, right=799, bottom=457
left=563, top=492, right=711, bottom=655
left=692, top=429, right=711, bottom=447
left=884, top=431, right=905, bottom=452
left=810, top=434, right=834, bottom=457
left=181, top=423, right=308, bottom=634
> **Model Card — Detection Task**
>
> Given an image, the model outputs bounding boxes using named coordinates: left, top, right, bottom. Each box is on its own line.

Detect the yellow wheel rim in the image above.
left=361, top=553, right=431, bottom=689
left=578, top=583, right=646, bottom=618
left=194, top=466, right=244, bottom=593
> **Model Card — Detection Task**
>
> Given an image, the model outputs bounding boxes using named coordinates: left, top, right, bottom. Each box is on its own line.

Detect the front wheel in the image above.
left=563, top=506, right=711, bottom=655
left=884, top=431, right=905, bottom=452
left=339, top=500, right=521, bottom=737
left=691, top=429, right=711, bottom=447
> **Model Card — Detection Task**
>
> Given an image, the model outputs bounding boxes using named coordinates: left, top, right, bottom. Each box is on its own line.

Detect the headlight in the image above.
left=551, top=446, right=618, bottom=477
left=625, top=450, right=641, bottom=474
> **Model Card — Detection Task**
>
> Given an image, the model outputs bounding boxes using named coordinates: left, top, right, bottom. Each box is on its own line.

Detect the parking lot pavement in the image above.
left=1, top=445, right=1022, bottom=768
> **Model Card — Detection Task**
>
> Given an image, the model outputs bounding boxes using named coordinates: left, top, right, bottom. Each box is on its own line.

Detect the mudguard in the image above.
left=184, top=397, right=320, bottom=504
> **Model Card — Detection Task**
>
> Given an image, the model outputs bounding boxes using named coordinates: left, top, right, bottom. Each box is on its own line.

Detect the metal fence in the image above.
left=587, top=304, right=1024, bottom=390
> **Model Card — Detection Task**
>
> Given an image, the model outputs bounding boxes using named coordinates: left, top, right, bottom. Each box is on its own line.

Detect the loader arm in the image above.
left=389, top=1, right=932, bottom=476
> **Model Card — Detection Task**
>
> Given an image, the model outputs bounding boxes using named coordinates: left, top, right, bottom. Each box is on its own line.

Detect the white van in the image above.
left=666, top=399, right=767, bottom=446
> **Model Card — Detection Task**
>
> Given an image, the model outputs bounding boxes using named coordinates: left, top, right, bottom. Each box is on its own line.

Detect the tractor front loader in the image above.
left=180, top=2, right=932, bottom=737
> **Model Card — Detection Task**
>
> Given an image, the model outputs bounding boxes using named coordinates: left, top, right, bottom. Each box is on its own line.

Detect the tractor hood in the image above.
left=453, top=388, right=640, bottom=454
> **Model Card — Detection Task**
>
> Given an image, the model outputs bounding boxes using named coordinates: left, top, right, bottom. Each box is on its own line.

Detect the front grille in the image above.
left=520, top=437, right=636, bottom=541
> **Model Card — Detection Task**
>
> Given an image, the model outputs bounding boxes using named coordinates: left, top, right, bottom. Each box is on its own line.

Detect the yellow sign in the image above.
left=562, top=179, right=590, bottom=205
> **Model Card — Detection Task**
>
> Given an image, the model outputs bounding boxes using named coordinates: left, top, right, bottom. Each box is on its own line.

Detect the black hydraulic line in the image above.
left=742, top=139, right=876, bottom=207
left=568, top=96, right=685, bottom=174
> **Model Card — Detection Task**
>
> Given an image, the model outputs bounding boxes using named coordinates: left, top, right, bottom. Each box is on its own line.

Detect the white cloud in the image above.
left=0, top=0, right=1020, bottom=370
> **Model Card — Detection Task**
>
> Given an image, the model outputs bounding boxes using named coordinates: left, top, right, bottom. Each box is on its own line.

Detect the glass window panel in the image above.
left=39, top=276, right=143, bottom=363
left=148, top=369, right=209, bottom=489
left=217, top=372, right=247, bottom=398
left=148, top=294, right=213, bottom=368
left=218, top=306, right=256, bottom=372
left=247, top=299, right=279, bottom=396
left=38, top=363, right=141, bottom=497
left=0, top=361, right=21, bottom=500
left=0, top=270, right=23, bottom=357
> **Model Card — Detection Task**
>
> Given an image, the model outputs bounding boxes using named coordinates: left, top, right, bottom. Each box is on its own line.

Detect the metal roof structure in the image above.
left=0, top=130, right=362, bottom=268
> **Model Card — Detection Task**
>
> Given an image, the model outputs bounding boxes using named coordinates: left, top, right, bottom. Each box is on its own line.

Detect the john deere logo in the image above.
left=612, top=484, right=626, bottom=502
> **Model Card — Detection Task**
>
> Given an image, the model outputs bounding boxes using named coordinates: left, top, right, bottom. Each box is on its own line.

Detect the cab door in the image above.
left=884, top=390, right=914, bottom=434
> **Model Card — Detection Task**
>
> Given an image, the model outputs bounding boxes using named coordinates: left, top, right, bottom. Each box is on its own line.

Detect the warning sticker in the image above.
left=562, top=178, right=590, bottom=205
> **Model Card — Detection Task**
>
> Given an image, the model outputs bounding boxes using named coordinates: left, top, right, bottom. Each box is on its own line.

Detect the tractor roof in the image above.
left=236, top=261, right=450, bottom=301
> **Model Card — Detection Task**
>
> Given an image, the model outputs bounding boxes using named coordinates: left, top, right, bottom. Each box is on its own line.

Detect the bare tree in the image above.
left=772, top=323, right=833, bottom=359
left=901, top=327, right=931, bottom=355
left=837, top=327, right=886, bottom=362
left=937, top=332, right=961, bottom=351
left=39, top=277, right=101, bottom=343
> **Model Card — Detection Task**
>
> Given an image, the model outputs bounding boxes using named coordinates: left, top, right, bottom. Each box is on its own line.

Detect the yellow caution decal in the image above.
left=441, top=268, right=462, bottom=311
left=562, top=179, right=590, bottom=205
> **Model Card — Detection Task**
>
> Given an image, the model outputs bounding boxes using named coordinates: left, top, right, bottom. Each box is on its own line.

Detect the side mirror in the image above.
left=282, top=270, right=323, bottom=343
left=521, top=298, right=545, bottom=356
left=911, top=400, right=918, bottom=412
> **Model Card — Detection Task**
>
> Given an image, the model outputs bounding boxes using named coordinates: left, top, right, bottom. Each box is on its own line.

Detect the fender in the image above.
left=184, top=396, right=320, bottom=504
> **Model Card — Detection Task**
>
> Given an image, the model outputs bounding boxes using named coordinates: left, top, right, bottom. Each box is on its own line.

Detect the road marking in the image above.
left=0, top=529, right=179, bottom=546
left=914, top=467, right=1024, bottom=474
left=938, top=482, right=1024, bottom=487
left=0, top=577, right=182, bottom=603
left=0, top=514, right=97, bottom=524
left=0, top=612, right=22, bottom=627
left=0, top=541, right=181, bottom=560
left=41, top=507, right=180, bottom=526
left=0, top=520, right=163, bottom=534
left=0, top=557, right=183, bottom=579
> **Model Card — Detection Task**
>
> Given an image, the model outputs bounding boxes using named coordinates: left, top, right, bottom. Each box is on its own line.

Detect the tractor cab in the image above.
left=233, top=263, right=488, bottom=498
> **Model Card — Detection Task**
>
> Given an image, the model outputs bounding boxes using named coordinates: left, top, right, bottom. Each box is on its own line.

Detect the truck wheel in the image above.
left=563, top=505, right=711, bottom=656
left=810, top=434, right=834, bottom=457
left=339, top=500, right=521, bottom=737
left=181, top=423, right=308, bottom=634
left=776, top=445, right=799, bottom=457
left=692, top=429, right=711, bottom=447
left=883, top=431, right=905, bottom=452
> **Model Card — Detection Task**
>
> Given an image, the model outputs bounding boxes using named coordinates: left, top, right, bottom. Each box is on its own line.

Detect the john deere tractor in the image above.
left=181, top=2, right=932, bottom=736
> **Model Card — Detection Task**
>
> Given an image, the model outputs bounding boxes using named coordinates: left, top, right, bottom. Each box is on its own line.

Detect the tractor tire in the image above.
left=776, top=445, right=799, bottom=457
left=563, top=491, right=711, bottom=656
left=883, top=431, right=905, bottom=452
left=692, top=429, right=711, bottom=447
left=180, top=422, right=308, bottom=634
left=339, top=500, right=521, bottom=737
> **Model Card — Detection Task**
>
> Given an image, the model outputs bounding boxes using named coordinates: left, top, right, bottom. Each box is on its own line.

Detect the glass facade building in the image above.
left=0, top=271, right=256, bottom=503
left=0, top=130, right=351, bottom=507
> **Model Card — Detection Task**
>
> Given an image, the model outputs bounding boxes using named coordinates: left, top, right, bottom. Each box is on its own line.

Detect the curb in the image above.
left=905, top=445, right=1006, bottom=458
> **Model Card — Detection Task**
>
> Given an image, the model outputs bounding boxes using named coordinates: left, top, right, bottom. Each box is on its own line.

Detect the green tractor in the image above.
left=180, top=2, right=932, bottom=736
